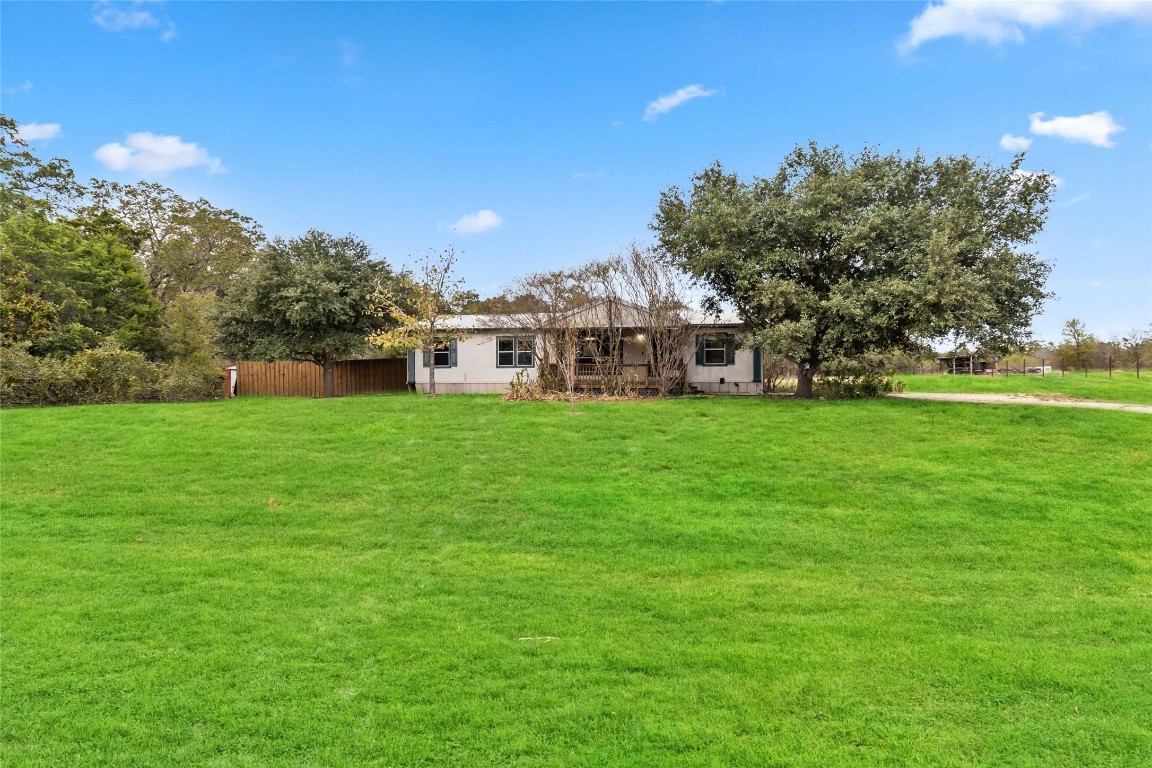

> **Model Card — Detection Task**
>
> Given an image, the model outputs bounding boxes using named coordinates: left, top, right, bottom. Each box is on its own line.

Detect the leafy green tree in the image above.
left=215, top=230, right=393, bottom=397
left=653, top=143, right=1055, bottom=397
left=0, top=114, right=81, bottom=216
left=84, top=179, right=264, bottom=303
left=1056, top=318, right=1095, bottom=375
left=159, top=290, right=220, bottom=366
left=1, top=208, right=163, bottom=357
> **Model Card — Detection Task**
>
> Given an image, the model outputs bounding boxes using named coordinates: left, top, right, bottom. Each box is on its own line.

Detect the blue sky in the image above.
left=3, top=1, right=1150, bottom=340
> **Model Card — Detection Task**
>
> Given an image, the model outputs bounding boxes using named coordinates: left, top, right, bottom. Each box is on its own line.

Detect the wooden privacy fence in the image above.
left=236, top=358, right=408, bottom=397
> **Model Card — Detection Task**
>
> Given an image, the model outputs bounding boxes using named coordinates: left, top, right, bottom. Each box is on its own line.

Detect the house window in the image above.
left=577, top=334, right=611, bottom=364
left=423, top=338, right=456, bottom=368
left=702, top=335, right=729, bottom=366
left=497, top=336, right=535, bottom=368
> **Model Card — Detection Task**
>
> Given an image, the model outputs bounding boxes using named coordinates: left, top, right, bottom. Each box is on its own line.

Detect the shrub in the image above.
left=813, top=365, right=905, bottom=399
left=157, top=359, right=225, bottom=402
left=0, top=343, right=223, bottom=407
left=64, top=345, right=163, bottom=404
left=0, top=344, right=72, bottom=406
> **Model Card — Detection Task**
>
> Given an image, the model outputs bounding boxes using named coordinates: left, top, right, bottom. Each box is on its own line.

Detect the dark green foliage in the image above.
left=1, top=209, right=163, bottom=357
left=215, top=230, right=389, bottom=364
left=0, top=343, right=221, bottom=406
left=214, top=230, right=395, bottom=395
left=654, top=143, right=1055, bottom=397
left=813, top=365, right=905, bottom=399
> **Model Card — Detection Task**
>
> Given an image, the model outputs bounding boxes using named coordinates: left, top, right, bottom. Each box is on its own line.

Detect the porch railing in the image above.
left=574, top=363, right=651, bottom=386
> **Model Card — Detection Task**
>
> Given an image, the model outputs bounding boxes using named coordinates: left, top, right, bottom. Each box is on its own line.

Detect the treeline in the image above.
left=854, top=318, right=1151, bottom=375
left=1043, top=318, right=1149, bottom=374
left=0, top=116, right=251, bottom=404
left=0, top=115, right=412, bottom=406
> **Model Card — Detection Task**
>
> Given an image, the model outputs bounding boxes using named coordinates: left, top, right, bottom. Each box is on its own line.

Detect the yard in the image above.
left=3, top=395, right=1150, bottom=766
left=900, top=370, right=1152, bottom=405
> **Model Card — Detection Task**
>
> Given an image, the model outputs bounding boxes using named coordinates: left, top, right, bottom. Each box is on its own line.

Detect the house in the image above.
left=406, top=302, right=764, bottom=395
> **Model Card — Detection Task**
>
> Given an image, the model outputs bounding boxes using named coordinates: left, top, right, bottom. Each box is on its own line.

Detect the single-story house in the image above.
left=406, top=302, right=764, bottom=395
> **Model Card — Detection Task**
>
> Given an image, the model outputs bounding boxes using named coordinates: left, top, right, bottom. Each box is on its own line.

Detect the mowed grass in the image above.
left=900, top=370, right=1152, bottom=405
left=3, top=395, right=1151, bottom=767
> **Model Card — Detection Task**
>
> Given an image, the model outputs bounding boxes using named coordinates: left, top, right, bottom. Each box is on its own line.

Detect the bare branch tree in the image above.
left=580, top=258, right=630, bottom=396
left=490, top=269, right=591, bottom=403
left=617, top=244, right=697, bottom=396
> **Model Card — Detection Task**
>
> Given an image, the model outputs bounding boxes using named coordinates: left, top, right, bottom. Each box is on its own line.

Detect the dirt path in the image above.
left=891, top=392, right=1152, bottom=414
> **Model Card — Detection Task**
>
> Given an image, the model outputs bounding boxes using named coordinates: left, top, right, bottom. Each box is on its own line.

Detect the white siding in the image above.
left=685, top=345, right=762, bottom=395
left=409, top=327, right=764, bottom=395
left=411, top=333, right=534, bottom=393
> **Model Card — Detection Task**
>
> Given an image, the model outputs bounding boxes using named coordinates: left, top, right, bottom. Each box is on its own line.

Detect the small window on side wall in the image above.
left=497, top=336, right=535, bottom=368
left=423, top=338, right=456, bottom=368
left=697, top=334, right=735, bottom=366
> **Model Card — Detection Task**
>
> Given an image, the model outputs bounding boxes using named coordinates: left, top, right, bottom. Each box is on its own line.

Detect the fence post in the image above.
left=1108, top=355, right=1113, bottom=379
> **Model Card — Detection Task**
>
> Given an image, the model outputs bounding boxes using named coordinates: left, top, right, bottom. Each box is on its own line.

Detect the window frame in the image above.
left=424, top=337, right=455, bottom=369
left=496, top=336, right=536, bottom=368
left=702, top=335, right=729, bottom=366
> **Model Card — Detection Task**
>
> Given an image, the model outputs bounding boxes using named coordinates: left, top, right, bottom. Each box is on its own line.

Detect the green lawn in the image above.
left=899, top=370, right=1152, bottom=405
left=3, top=395, right=1150, bottom=767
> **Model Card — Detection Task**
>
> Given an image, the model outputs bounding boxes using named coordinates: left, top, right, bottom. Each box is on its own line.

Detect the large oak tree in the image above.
left=653, top=143, right=1055, bottom=397
left=215, top=230, right=393, bottom=397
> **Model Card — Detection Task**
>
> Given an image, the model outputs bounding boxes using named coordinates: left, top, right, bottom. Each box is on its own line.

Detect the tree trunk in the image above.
left=427, top=350, right=437, bottom=399
left=794, top=362, right=817, bottom=399
left=322, top=352, right=335, bottom=398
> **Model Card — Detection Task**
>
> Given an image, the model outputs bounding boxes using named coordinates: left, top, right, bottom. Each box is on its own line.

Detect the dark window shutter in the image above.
left=752, top=348, right=762, bottom=382
left=724, top=336, right=735, bottom=366
left=422, top=346, right=430, bottom=367
left=407, top=349, right=416, bottom=382
left=449, top=340, right=458, bottom=367
left=695, top=336, right=705, bottom=366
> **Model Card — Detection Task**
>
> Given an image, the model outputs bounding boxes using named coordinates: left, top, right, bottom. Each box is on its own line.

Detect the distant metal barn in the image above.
left=936, top=356, right=998, bottom=375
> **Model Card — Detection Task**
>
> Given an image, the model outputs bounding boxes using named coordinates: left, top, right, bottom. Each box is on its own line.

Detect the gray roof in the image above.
left=444, top=304, right=742, bottom=331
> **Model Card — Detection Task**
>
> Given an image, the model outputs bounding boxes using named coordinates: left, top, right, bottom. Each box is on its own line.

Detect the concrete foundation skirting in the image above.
left=413, top=382, right=510, bottom=394
left=691, top=382, right=764, bottom=396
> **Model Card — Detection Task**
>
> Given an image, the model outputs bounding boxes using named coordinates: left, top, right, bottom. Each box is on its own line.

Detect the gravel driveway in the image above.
left=891, top=392, right=1152, bottom=414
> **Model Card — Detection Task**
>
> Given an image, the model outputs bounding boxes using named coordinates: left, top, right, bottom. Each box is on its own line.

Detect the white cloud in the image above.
left=450, top=209, right=503, bottom=234
left=94, top=132, right=225, bottom=175
left=92, top=1, right=157, bottom=31
left=336, top=38, right=361, bottom=68
left=1029, top=111, right=1123, bottom=147
left=1011, top=168, right=1063, bottom=187
left=16, top=122, right=61, bottom=141
left=899, top=1, right=1151, bottom=52
left=999, top=133, right=1033, bottom=151
left=643, top=84, right=718, bottom=122
left=92, top=1, right=176, bottom=42
left=4, top=80, right=33, bottom=95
